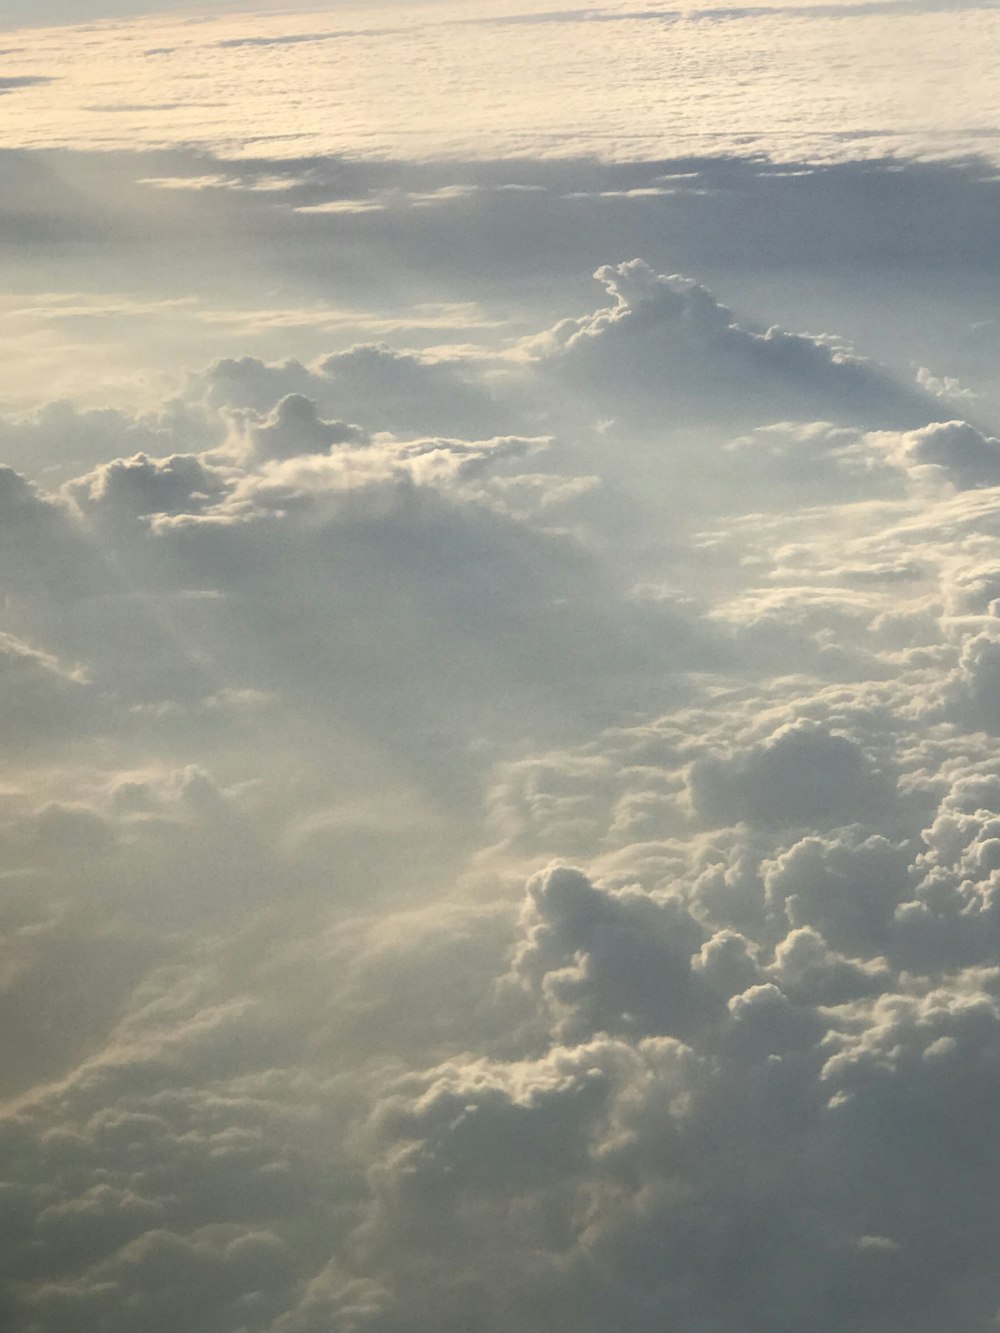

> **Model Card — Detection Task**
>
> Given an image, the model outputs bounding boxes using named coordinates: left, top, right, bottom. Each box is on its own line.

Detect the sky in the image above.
left=3, top=2, right=1000, bottom=1331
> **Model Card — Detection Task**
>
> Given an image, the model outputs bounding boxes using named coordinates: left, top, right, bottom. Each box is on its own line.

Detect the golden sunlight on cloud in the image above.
left=1, top=0, right=998, bottom=164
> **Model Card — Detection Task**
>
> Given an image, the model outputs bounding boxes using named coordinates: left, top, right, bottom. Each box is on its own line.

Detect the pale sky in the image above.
left=2, top=4, right=1000, bottom=1333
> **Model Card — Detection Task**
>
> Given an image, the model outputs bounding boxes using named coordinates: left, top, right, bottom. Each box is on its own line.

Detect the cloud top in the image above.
left=0, top=0, right=997, bottom=163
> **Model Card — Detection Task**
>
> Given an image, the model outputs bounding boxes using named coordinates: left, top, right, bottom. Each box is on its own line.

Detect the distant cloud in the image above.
left=0, top=0, right=998, bottom=163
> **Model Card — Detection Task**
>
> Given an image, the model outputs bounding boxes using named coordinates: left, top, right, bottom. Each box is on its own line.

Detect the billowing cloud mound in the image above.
left=197, top=346, right=503, bottom=440
left=4, top=235, right=1000, bottom=1333
left=873, top=419, right=1000, bottom=490
left=528, top=260, right=947, bottom=429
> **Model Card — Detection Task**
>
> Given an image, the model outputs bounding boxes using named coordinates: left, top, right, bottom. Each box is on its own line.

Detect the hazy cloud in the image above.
left=0, top=4, right=997, bottom=1330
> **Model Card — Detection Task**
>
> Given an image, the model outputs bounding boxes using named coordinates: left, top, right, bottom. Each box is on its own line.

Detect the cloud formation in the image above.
left=1, top=0, right=999, bottom=164
left=0, top=1, right=997, bottom=1323
left=1, top=233, right=1000, bottom=1331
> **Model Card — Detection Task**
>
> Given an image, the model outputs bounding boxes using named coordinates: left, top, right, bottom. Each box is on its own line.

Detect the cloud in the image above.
left=502, top=863, right=714, bottom=1043
left=65, top=450, right=230, bottom=522
left=0, top=630, right=90, bottom=748
left=4, top=72, right=1000, bottom=1327
left=687, top=720, right=892, bottom=829
left=195, top=345, right=504, bottom=440
left=0, top=75, right=53, bottom=92
left=1, top=1, right=999, bottom=165
left=872, top=419, right=1000, bottom=489
left=528, top=259, right=947, bottom=429
left=0, top=398, right=221, bottom=483
left=233, top=394, right=367, bottom=461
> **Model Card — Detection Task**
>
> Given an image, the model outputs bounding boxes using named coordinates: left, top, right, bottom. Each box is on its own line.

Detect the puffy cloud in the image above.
left=232, top=394, right=366, bottom=461
left=5, top=166, right=1000, bottom=1333
left=65, top=450, right=230, bottom=522
left=0, top=399, right=219, bottom=484
left=939, top=631, right=1000, bottom=733
left=687, top=720, right=892, bottom=830
left=528, top=260, right=944, bottom=429
left=872, top=419, right=1000, bottom=490
left=197, top=345, right=503, bottom=440
left=503, top=864, right=713, bottom=1043
left=7, top=14, right=1000, bottom=1333
left=762, top=830, right=911, bottom=957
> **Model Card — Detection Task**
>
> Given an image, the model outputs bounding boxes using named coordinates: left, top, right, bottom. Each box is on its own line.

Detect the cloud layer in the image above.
left=0, top=2, right=997, bottom=1324
left=2, top=229, right=1000, bottom=1331
left=1, top=0, right=999, bottom=163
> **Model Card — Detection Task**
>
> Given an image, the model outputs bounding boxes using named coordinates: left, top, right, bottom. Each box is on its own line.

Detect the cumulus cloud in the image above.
left=195, top=345, right=503, bottom=440
left=1, top=11, right=999, bottom=1321
left=231, top=394, right=367, bottom=461
left=687, top=720, right=892, bottom=829
left=872, top=419, right=1000, bottom=489
left=528, top=259, right=947, bottom=430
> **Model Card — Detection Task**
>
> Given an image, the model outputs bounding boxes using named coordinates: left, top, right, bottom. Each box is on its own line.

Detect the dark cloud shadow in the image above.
left=0, top=75, right=53, bottom=92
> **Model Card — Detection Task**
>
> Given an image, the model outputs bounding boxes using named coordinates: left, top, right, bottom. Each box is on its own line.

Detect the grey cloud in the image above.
left=0, top=75, right=53, bottom=92
left=66, top=451, right=230, bottom=522
left=25, top=1227, right=298, bottom=1333
left=528, top=259, right=949, bottom=429
left=763, top=831, right=911, bottom=957
left=687, top=721, right=892, bottom=830
left=940, top=632, right=1000, bottom=734
left=874, top=419, right=1000, bottom=489
left=503, top=864, right=714, bottom=1043
left=0, top=398, right=221, bottom=485
left=7, top=141, right=1000, bottom=1333
left=197, top=345, right=504, bottom=440
left=721, top=421, right=903, bottom=507
left=0, top=631, right=89, bottom=748
left=0, top=465, right=93, bottom=597
left=234, top=394, right=367, bottom=461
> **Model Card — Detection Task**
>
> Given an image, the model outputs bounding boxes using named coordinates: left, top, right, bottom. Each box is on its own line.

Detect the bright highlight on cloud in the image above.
left=1, top=0, right=999, bottom=162
left=2, top=1, right=1000, bottom=1331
